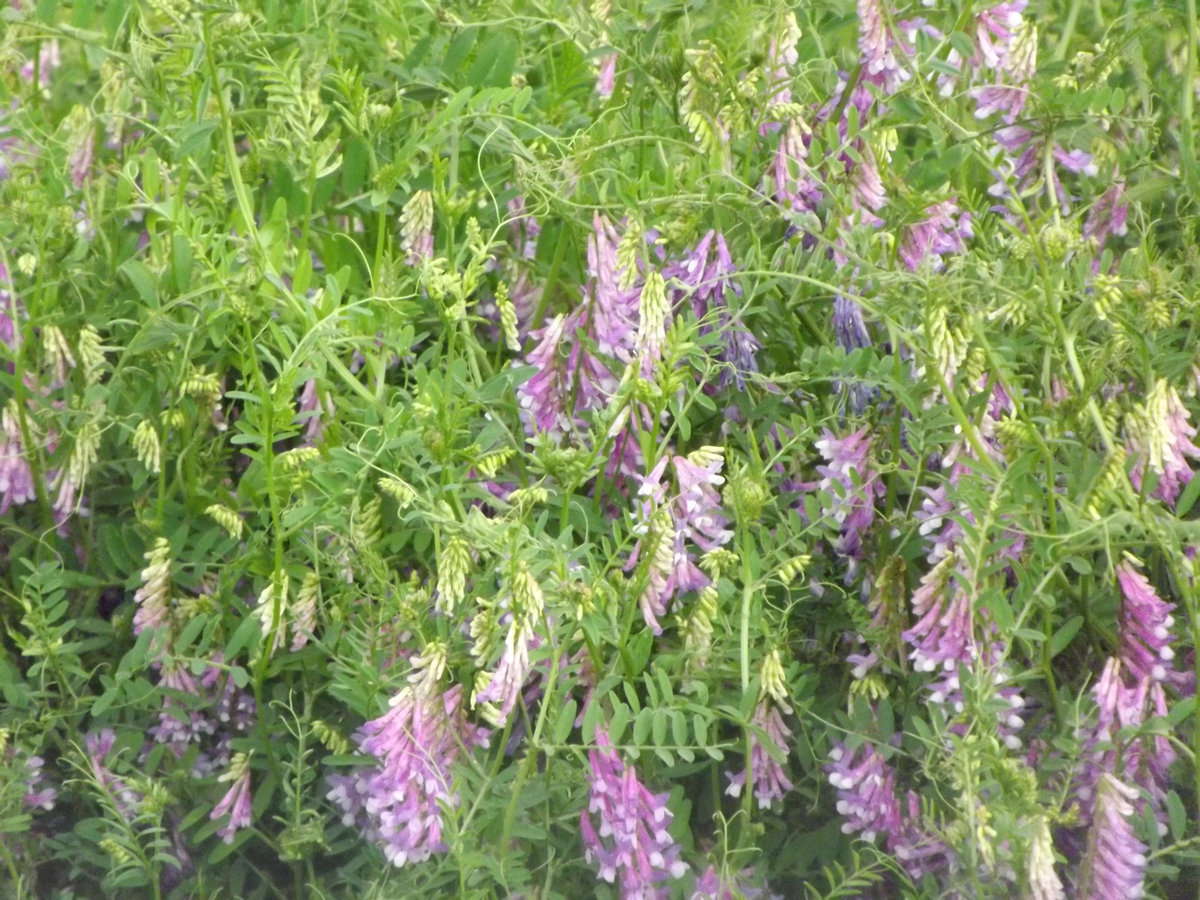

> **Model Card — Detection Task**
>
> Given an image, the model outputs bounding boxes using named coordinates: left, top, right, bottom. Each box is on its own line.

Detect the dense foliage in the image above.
left=3, top=0, right=1200, bottom=896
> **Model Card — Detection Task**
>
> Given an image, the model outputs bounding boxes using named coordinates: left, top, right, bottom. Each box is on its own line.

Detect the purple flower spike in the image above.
left=826, top=741, right=947, bottom=880
left=902, top=556, right=972, bottom=674
left=1084, top=182, right=1128, bottom=248
left=898, top=199, right=973, bottom=272
left=327, top=685, right=489, bottom=867
left=627, top=449, right=732, bottom=633
left=1077, top=774, right=1147, bottom=899
left=858, top=0, right=910, bottom=95
left=0, top=401, right=36, bottom=514
left=1116, top=561, right=1177, bottom=684
left=580, top=730, right=688, bottom=897
left=22, top=755, right=57, bottom=811
left=210, top=756, right=253, bottom=844
left=1128, top=380, right=1200, bottom=506
left=812, top=427, right=883, bottom=579
left=725, top=699, right=793, bottom=810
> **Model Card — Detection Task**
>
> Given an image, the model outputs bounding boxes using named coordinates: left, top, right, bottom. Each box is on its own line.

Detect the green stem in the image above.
left=1184, top=0, right=1200, bottom=198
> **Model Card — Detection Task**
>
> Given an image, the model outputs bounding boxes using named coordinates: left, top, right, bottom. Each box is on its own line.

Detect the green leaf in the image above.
left=119, top=259, right=158, bottom=306
left=948, top=31, right=975, bottom=60
left=1049, top=616, right=1084, bottom=658
left=633, top=707, right=654, bottom=746
left=554, top=699, right=577, bottom=744
left=609, top=701, right=630, bottom=745
left=1177, top=469, right=1200, bottom=516
left=1168, top=790, right=1186, bottom=840
left=582, top=695, right=603, bottom=744
left=224, top=615, right=261, bottom=662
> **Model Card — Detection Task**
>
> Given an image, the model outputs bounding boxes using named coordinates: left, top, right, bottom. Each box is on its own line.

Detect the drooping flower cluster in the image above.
left=826, top=741, right=948, bottom=880
left=1073, top=559, right=1183, bottom=834
left=1075, top=774, right=1148, bottom=898
left=811, top=427, right=883, bottom=580
left=580, top=729, right=688, bottom=897
left=210, top=753, right=253, bottom=844
left=1127, top=378, right=1200, bottom=506
left=21, top=752, right=57, bottom=811
left=725, top=651, right=793, bottom=810
left=626, top=447, right=733, bottom=634
left=898, top=199, right=974, bottom=272
left=473, top=562, right=546, bottom=726
left=858, top=0, right=912, bottom=96
left=327, top=682, right=489, bottom=867
left=662, top=230, right=758, bottom=391
left=517, top=213, right=636, bottom=440
left=84, top=729, right=145, bottom=822
left=147, top=654, right=257, bottom=777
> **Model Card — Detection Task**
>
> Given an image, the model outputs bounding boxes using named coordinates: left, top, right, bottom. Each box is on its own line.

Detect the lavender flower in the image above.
left=516, top=214, right=636, bottom=440
left=67, top=118, right=94, bottom=189
left=22, top=754, right=57, bottom=811
left=1077, top=774, right=1147, bottom=899
left=1128, top=379, right=1200, bottom=506
left=1077, top=658, right=1175, bottom=832
left=85, top=729, right=143, bottom=821
left=627, top=448, right=732, bottom=633
left=812, top=427, right=883, bottom=579
left=595, top=52, right=618, bottom=99
left=211, top=754, right=253, bottom=844
left=18, top=39, right=61, bottom=88
left=767, top=118, right=822, bottom=218
left=1, top=261, right=23, bottom=354
left=1083, top=182, right=1129, bottom=248
left=327, top=684, right=489, bottom=867
left=898, top=199, right=973, bottom=272
left=902, top=555, right=972, bottom=674
left=725, top=700, right=793, bottom=810
left=858, top=0, right=910, bottom=95
left=0, top=400, right=36, bottom=514
left=826, top=741, right=947, bottom=879
left=296, top=377, right=329, bottom=445
left=663, top=230, right=760, bottom=390
left=580, top=729, right=688, bottom=896
left=148, top=662, right=214, bottom=757
left=399, top=190, right=434, bottom=265
left=1116, top=561, right=1178, bottom=684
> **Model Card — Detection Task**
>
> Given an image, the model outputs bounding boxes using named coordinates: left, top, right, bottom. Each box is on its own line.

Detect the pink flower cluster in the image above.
left=627, top=449, right=733, bottom=634
left=580, top=730, right=688, bottom=897
left=327, top=685, right=489, bottom=867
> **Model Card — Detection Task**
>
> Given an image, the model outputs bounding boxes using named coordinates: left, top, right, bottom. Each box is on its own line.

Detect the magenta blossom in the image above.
left=580, top=729, right=688, bottom=897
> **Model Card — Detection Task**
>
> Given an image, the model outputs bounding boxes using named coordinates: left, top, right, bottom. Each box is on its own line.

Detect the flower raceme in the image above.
left=626, top=447, right=733, bottom=634
left=326, top=684, right=489, bottom=868
left=580, top=729, right=688, bottom=897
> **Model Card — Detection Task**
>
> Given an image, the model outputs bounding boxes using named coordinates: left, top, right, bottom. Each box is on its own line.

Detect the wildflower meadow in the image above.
left=4, top=0, right=1200, bottom=896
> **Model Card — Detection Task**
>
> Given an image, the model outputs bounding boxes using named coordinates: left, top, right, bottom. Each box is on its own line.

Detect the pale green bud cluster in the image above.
left=681, top=584, right=718, bottom=669
left=496, top=281, right=521, bottom=352
left=132, top=422, right=162, bottom=480
left=475, top=447, right=515, bottom=479
left=1091, top=273, right=1123, bottom=322
left=436, top=537, right=472, bottom=614
left=43, top=324, right=76, bottom=381
left=205, top=504, right=244, bottom=539
left=616, top=220, right=644, bottom=291
left=759, top=648, right=790, bottom=708
left=378, top=476, right=417, bottom=508
left=68, top=421, right=101, bottom=486
left=636, top=269, right=669, bottom=360
left=407, top=639, right=449, bottom=694
left=77, top=325, right=107, bottom=386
